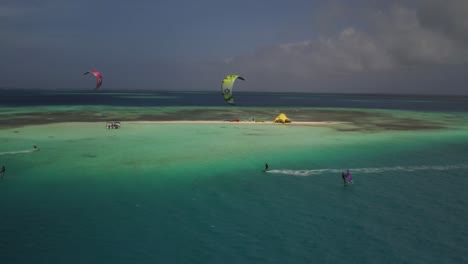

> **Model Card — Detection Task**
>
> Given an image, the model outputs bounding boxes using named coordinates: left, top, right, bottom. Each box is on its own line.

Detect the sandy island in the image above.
left=0, top=120, right=345, bottom=130
left=124, top=120, right=342, bottom=126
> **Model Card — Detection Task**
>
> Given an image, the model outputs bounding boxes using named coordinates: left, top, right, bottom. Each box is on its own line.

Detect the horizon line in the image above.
left=1, top=88, right=468, bottom=97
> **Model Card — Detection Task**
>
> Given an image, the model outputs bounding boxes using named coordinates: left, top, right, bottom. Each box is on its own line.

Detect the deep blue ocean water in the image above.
left=2, top=90, right=468, bottom=112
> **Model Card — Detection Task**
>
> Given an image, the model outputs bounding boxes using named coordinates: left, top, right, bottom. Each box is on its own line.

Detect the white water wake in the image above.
left=0, top=148, right=39, bottom=156
left=266, top=164, right=468, bottom=177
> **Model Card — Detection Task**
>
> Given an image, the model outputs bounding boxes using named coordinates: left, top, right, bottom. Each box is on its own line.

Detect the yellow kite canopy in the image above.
left=274, top=113, right=291, bottom=123
left=221, top=75, right=245, bottom=105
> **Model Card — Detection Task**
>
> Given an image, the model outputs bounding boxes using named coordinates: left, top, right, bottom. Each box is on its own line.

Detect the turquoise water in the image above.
left=1, top=117, right=468, bottom=263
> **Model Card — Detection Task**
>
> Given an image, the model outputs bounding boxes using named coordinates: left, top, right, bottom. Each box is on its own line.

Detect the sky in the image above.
left=1, top=0, right=467, bottom=94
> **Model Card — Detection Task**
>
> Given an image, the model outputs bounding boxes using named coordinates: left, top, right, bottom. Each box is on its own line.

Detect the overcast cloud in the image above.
left=1, top=0, right=467, bottom=94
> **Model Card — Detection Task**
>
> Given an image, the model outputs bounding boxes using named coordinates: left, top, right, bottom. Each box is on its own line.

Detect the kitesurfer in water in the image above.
left=265, top=163, right=269, bottom=172
left=342, top=172, right=347, bottom=185
left=0, top=165, right=5, bottom=180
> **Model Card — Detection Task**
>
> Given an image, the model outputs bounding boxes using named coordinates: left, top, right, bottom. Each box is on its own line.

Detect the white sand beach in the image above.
left=125, top=120, right=341, bottom=126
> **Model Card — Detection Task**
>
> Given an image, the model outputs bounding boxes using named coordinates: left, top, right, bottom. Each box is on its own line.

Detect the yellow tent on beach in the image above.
left=274, top=113, right=291, bottom=123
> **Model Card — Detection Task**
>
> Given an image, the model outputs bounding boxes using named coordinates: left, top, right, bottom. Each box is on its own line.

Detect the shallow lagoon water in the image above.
left=1, top=119, right=467, bottom=263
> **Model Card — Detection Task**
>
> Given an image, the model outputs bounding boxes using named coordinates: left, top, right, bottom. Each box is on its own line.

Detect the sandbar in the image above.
left=124, top=120, right=341, bottom=126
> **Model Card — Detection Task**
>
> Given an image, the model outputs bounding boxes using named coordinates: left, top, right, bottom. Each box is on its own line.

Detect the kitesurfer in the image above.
left=265, top=163, right=269, bottom=171
left=0, top=165, right=5, bottom=180
left=342, top=172, right=347, bottom=185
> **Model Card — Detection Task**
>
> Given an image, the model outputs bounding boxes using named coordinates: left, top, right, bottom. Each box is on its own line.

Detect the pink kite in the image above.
left=345, top=169, right=353, bottom=182
left=83, top=70, right=103, bottom=89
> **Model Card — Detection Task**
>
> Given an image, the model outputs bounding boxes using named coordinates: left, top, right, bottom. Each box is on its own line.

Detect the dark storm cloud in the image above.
left=417, top=0, right=468, bottom=45
left=220, top=1, right=468, bottom=93
left=228, top=2, right=468, bottom=75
